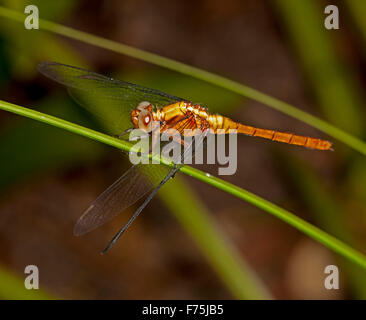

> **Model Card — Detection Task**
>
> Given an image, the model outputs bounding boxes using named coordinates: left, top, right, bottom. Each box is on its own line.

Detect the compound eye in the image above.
left=138, top=110, right=152, bottom=132
left=137, top=101, right=151, bottom=111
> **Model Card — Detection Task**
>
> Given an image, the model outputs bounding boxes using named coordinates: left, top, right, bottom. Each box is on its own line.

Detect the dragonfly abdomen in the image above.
left=207, top=115, right=332, bottom=151
left=158, top=104, right=332, bottom=151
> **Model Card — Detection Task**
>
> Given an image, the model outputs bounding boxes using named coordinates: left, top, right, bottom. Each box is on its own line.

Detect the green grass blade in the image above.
left=0, top=6, right=365, bottom=156
left=1, top=99, right=366, bottom=272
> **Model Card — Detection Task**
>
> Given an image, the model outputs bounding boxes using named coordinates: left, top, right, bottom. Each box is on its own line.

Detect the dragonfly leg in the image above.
left=117, top=127, right=134, bottom=139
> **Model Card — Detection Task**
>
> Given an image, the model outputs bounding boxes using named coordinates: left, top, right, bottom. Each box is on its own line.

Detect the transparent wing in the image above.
left=38, top=63, right=205, bottom=236
left=74, top=162, right=170, bottom=236
left=38, top=61, right=186, bottom=134
left=100, top=130, right=209, bottom=252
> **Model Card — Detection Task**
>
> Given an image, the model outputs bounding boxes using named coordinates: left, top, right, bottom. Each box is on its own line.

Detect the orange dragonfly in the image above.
left=38, top=62, right=332, bottom=253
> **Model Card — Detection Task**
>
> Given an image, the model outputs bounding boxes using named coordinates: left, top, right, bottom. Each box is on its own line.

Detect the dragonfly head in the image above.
left=131, top=101, right=154, bottom=132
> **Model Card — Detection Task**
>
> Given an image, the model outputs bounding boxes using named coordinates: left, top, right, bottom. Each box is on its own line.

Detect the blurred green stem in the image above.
left=0, top=265, right=54, bottom=299
left=274, top=0, right=366, bottom=298
left=2, top=99, right=366, bottom=272
left=278, top=152, right=366, bottom=298
left=160, top=177, right=270, bottom=299
left=1, top=102, right=271, bottom=299
left=0, top=6, right=365, bottom=156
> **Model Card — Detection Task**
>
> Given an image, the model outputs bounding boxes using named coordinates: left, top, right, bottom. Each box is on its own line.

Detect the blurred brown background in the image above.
left=0, top=0, right=365, bottom=299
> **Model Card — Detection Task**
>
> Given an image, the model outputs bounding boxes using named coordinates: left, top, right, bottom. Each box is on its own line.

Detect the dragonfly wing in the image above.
left=74, top=162, right=170, bottom=236
left=38, top=61, right=186, bottom=134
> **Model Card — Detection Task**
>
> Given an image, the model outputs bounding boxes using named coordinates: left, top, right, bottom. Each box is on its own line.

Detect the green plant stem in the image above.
left=160, top=177, right=271, bottom=299
left=2, top=99, right=366, bottom=271
left=0, top=6, right=365, bottom=156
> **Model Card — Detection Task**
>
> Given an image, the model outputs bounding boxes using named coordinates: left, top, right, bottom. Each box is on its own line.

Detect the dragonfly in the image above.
left=38, top=61, right=332, bottom=253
